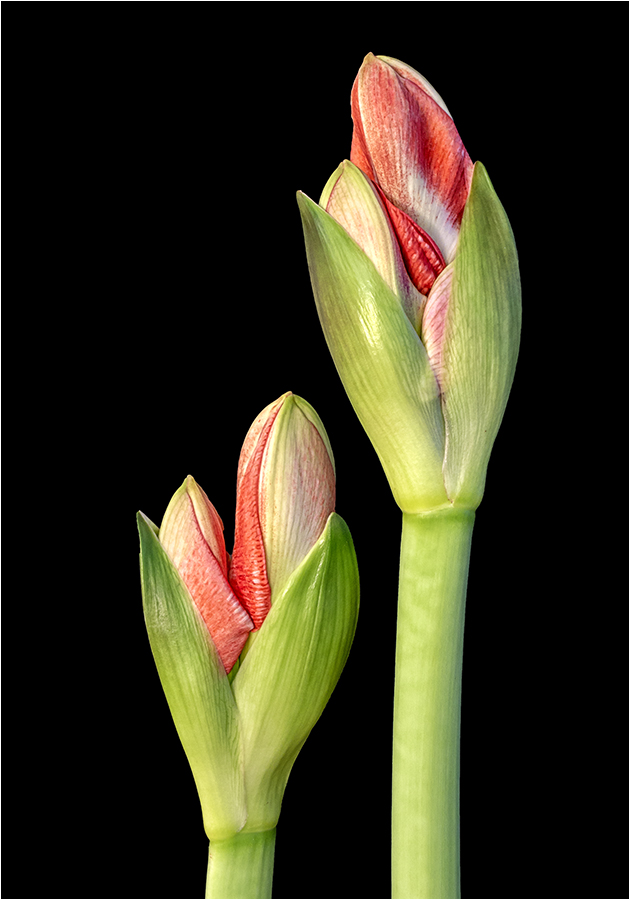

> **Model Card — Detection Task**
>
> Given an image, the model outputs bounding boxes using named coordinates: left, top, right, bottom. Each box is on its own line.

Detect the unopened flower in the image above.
left=137, top=392, right=359, bottom=845
left=298, top=54, right=521, bottom=512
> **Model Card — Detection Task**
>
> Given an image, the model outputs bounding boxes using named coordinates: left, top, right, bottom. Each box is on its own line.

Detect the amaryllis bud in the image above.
left=297, top=54, right=521, bottom=512
left=296, top=53, right=522, bottom=900
left=137, top=392, right=359, bottom=854
left=351, top=52, right=473, bottom=269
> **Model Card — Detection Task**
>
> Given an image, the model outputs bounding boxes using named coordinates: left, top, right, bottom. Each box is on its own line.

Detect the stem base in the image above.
left=206, top=829, right=276, bottom=899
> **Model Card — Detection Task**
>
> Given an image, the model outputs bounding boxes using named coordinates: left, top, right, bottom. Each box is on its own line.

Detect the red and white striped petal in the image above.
left=351, top=53, right=473, bottom=265
left=376, top=183, right=446, bottom=296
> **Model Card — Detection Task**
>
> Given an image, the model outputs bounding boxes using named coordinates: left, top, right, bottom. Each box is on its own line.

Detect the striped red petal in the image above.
left=350, top=54, right=473, bottom=265
left=229, top=396, right=284, bottom=628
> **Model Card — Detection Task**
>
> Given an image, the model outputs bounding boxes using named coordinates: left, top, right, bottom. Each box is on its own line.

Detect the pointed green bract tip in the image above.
left=137, top=509, right=159, bottom=536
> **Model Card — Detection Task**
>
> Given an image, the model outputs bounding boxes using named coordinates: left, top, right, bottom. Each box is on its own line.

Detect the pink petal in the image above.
left=350, top=53, right=473, bottom=264
left=160, top=479, right=253, bottom=672
left=323, top=160, right=425, bottom=330
left=175, top=514, right=253, bottom=672
left=187, top=480, right=229, bottom=574
left=421, top=264, right=454, bottom=393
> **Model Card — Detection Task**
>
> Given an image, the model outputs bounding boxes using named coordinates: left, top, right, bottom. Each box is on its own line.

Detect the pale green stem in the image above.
left=206, top=829, right=276, bottom=899
left=392, top=508, right=474, bottom=900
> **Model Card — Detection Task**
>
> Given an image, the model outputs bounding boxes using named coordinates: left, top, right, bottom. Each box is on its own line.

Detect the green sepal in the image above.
left=232, top=511, right=360, bottom=832
left=297, top=191, right=448, bottom=513
left=442, top=162, right=522, bottom=507
left=137, top=511, right=246, bottom=840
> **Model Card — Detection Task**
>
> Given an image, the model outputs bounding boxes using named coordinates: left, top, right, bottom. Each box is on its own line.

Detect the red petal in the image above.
left=375, top=182, right=446, bottom=295
left=229, top=398, right=284, bottom=628
left=350, top=54, right=473, bottom=263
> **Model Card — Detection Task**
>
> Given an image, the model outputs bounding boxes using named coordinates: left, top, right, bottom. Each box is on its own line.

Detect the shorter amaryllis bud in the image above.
left=160, top=475, right=253, bottom=673
left=138, top=392, right=360, bottom=854
left=230, top=392, right=336, bottom=625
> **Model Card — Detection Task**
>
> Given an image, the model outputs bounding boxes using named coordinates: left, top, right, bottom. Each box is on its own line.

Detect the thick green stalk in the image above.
left=206, top=829, right=276, bottom=899
left=392, top=508, right=474, bottom=899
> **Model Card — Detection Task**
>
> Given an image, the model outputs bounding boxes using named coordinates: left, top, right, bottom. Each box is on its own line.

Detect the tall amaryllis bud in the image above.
left=297, top=53, right=521, bottom=512
left=137, top=393, right=359, bottom=896
left=297, top=53, right=522, bottom=900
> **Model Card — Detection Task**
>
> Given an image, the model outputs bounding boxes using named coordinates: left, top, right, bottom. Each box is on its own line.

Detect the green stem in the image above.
left=206, top=829, right=276, bottom=899
left=391, top=508, right=474, bottom=900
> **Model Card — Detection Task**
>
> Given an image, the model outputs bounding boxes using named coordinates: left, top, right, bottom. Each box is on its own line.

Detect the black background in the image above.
left=6, top=5, right=626, bottom=900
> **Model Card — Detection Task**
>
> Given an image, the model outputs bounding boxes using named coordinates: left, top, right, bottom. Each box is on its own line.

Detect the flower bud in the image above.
left=298, top=54, right=521, bottom=512
left=138, top=394, right=359, bottom=843
left=350, top=52, right=473, bottom=266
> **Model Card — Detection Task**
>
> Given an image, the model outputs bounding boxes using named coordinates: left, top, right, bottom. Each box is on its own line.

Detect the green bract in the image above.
left=297, top=189, right=447, bottom=512
left=138, top=512, right=246, bottom=841
left=233, top=511, right=359, bottom=833
left=297, top=161, right=521, bottom=513
left=441, top=163, right=521, bottom=507
left=137, top=508, right=359, bottom=841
